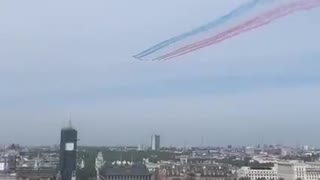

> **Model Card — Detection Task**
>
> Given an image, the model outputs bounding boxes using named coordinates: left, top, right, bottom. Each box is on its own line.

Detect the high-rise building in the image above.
left=59, top=121, right=78, bottom=180
left=151, top=135, right=160, bottom=151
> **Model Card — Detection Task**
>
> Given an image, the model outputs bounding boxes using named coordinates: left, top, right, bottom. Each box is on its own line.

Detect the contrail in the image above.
left=155, top=0, right=320, bottom=60
left=134, top=0, right=274, bottom=60
left=155, top=0, right=311, bottom=60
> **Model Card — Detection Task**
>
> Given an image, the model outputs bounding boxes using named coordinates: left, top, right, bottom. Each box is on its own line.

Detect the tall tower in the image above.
left=151, top=135, right=160, bottom=151
left=59, top=121, right=78, bottom=180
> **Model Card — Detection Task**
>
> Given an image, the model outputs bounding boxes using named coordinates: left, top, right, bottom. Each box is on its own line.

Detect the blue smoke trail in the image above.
left=134, top=0, right=274, bottom=60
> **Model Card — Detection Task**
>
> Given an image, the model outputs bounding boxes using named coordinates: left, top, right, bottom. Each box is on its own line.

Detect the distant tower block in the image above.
left=151, top=135, right=160, bottom=151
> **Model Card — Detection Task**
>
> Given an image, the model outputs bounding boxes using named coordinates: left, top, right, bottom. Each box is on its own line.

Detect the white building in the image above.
left=245, top=147, right=255, bottom=155
left=237, top=166, right=278, bottom=180
left=281, top=148, right=291, bottom=157
left=179, top=155, right=188, bottom=165
left=138, top=144, right=145, bottom=151
left=252, top=155, right=278, bottom=164
left=278, top=161, right=320, bottom=180
left=143, top=158, right=160, bottom=172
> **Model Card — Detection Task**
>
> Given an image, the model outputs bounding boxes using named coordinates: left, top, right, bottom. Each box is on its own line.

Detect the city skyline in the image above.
left=0, top=0, right=319, bottom=145
left=0, top=131, right=319, bottom=148
left=1, top=126, right=320, bottom=180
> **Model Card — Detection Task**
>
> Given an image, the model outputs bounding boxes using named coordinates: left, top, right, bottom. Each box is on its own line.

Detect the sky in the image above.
left=0, top=0, right=319, bottom=146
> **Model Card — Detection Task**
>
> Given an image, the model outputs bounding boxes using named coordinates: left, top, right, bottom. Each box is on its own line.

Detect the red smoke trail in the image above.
left=156, top=0, right=308, bottom=60
left=163, top=0, right=320, bottom=60
left=156, top=0, right=320, bottom=60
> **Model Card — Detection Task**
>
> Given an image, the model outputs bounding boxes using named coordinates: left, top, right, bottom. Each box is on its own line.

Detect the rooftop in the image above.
left=101, top=164, right=150, bottom=176
left=17, top=167, right=57, bottom=178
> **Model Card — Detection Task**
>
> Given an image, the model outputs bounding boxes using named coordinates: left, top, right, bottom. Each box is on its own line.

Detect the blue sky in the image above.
left=0, top=0, right=319, bottom=146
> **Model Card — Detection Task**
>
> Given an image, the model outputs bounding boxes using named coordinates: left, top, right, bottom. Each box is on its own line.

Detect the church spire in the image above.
left=67, top=112, right=73, bottom=129
left=68, top=119, right=73, bottom=129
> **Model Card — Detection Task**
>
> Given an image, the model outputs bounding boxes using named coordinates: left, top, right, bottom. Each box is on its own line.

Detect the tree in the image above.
left=76, top=147, right=179, bottom=180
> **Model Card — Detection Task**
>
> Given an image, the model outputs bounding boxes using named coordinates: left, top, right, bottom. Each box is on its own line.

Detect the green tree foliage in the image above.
left=216, top=157, right=271, bottom=168
left=77, top=149, right=98, bottom=180
left=216, top=156, right=249, bottom=167
left=101, top=150, right=176, bottom=163
left=76, top=147, right=178, bottom=180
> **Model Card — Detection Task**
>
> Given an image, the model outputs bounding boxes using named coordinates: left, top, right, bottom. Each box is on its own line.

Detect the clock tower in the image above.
left=59, top=121, right=78, bottom=180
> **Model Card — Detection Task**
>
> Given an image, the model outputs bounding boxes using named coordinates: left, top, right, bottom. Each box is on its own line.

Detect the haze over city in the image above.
left=0, top=0, right=320, bottom=146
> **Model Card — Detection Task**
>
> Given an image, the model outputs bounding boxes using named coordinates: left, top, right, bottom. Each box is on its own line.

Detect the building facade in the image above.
left=237, top=166, right=278, bottom=180
left=0, top=173, right=17, bottom=180
left=159, top=164, right=236, bottom=180
left=59, top=123, right=77, bottom=180
left=151, top=135, right=160, bottom=151
left=278, top=161, right=320, bottom=180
